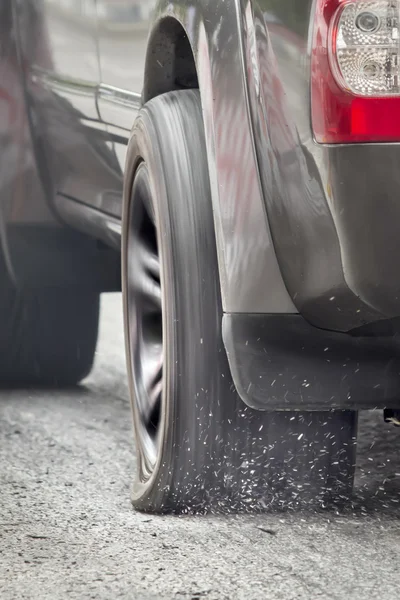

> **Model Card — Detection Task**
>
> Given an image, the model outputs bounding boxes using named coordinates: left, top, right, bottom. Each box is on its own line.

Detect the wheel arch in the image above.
left=143, top=16, right=199, bottom=103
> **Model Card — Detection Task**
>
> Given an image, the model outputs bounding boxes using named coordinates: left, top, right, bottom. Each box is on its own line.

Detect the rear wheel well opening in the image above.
left=143, top=17, right=199, bottom=103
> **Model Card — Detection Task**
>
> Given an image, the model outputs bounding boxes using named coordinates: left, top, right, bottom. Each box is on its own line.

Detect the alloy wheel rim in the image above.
left=127, top=162, right=163, bottom=480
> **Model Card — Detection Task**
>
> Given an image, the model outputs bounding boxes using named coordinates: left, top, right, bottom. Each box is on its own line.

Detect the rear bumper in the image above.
left=223, top=313, right=400, bottom=411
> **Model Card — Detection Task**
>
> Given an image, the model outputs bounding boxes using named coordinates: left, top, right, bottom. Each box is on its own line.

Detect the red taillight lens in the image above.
left=311, top=0, right=400, bottom=143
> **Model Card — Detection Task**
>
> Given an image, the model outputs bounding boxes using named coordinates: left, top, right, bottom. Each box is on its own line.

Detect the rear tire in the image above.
left=0, top=270, right=99, bottom=386
left=123, top=90, right=357, bottom=514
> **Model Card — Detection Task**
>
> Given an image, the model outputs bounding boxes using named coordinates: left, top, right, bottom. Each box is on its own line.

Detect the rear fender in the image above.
left=143, top=0, right=296, bottom=315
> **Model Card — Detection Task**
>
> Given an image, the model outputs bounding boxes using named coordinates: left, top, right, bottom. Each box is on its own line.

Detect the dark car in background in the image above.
left=2, top=0, right=400, bottom=513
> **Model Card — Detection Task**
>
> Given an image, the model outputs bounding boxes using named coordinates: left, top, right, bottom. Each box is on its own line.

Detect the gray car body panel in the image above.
left=247, top=1, right=400, bottom=331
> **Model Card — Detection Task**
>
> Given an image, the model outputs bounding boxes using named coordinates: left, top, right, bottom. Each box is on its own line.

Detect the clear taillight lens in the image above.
left=332, top=1, right=400, bottom=96
left=312, top=0, right=400, bottom=143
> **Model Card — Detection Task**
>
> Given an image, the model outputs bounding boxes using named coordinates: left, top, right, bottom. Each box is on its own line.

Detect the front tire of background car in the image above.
left=123, top=90, right=358, bottom=514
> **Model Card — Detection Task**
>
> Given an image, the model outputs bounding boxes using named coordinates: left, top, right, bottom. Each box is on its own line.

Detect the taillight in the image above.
left=312, top=0, right=400, bottom=143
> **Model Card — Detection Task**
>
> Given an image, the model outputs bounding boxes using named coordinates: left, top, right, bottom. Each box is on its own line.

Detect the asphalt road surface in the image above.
left=1, top=293, right=400, bottom=600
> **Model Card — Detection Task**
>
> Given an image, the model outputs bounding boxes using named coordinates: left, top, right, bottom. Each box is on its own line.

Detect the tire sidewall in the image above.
left=123, top=91, right=221, bottom=510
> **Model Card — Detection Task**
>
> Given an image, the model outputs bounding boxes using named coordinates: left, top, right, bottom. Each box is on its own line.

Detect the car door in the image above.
left=95, top=1, right=155, bottom=181
left=29, top=0, right=100, bottom=122
left=17, top=0, right=123, bottom=213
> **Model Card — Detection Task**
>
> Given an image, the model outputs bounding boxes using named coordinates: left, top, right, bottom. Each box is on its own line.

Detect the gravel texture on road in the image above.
left=1, top=293, right=400, bottom=600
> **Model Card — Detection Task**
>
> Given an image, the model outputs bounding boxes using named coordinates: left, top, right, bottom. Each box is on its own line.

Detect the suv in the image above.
left=2, top=0, right=400, bottom=513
